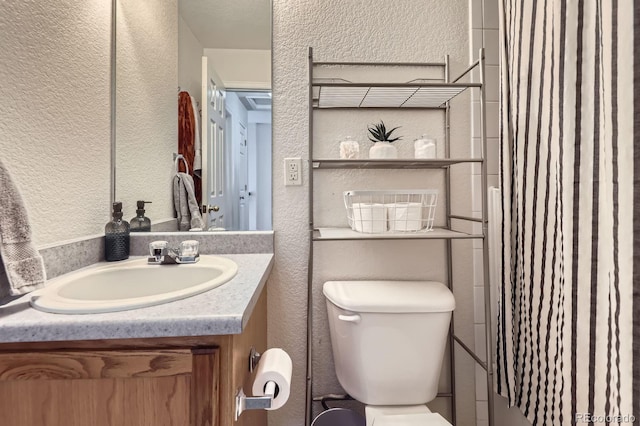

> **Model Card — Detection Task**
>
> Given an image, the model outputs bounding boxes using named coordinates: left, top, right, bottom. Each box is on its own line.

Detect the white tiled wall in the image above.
left=469, top=0, right=499, bottom=424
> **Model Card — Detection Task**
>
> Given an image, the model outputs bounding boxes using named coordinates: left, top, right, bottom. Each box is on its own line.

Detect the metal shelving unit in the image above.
left=305, top=47, right=493, bottom=426
left=312, top=158, right=482, bottom=169
left=313, top=227, right=482, bottom=241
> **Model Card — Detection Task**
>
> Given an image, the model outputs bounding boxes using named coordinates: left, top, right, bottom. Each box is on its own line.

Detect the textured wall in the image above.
left=0, top=0, right=112, bottom=246
left=115, top=0, right=178, bottom=226
left=270, top=1, right=470, bottom=425
left=203, top=48, right=271, bottom=90
left=178, top=15, right=203, bottom=106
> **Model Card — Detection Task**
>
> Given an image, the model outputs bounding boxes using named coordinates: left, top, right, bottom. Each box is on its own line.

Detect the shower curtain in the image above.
left=496, top=1, right=638, bottom=424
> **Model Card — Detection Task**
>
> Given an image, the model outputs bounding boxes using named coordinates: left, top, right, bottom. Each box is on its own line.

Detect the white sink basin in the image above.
left=30, top=255, right=238, bottom=314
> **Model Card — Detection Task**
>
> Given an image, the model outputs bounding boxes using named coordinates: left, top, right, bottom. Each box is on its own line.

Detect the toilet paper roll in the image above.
left=252, top=348, right=292, bottom=410
left=387, top=202, right=424, bottom=231
left=351, top=203, right=387, bottom=233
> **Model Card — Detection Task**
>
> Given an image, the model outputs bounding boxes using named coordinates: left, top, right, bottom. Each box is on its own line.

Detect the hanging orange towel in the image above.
left=178, top=91, right=202, bottom=206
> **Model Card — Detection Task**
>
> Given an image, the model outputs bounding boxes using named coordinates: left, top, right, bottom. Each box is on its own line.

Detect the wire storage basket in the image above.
left=343, top=189, right=438, bottom=233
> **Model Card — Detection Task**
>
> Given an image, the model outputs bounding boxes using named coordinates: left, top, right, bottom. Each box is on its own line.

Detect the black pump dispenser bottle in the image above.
left=105, top=201, right=130, bottom=261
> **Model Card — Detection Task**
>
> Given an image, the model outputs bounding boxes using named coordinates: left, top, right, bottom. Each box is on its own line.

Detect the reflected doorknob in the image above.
left=202, top=205, right=220, bottom=213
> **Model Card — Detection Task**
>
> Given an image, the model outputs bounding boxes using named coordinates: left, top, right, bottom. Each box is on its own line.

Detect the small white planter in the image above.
left=369, top=142, right=398, bottom=159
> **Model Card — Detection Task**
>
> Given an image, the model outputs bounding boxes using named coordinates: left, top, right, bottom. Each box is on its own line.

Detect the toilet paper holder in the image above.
left=235, top=347, right=278, bottom=420
left=235, top=380, right=278, bottom=419
left=249, top=346, right=261, bottom=372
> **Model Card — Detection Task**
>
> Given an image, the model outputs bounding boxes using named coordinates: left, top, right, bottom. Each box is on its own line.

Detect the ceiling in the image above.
left=179, top=0, right=271, bottom=50
left=235, top=91, right=272, bottom=111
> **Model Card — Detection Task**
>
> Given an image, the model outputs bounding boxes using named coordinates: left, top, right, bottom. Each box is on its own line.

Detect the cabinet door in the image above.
left=0, top=348, right=219, bottom=426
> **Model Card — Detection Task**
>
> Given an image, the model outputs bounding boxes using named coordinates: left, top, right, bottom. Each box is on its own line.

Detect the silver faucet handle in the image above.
left=149, top=240, right=169, bottom=257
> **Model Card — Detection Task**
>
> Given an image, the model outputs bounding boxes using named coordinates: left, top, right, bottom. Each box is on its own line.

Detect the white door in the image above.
left=201, top=56, right=226, bottom=230
left=237, top=123, right=250, bottom=230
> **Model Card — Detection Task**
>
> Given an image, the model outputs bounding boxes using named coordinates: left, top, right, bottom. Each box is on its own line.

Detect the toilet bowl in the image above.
left=323, top=280, right=455, bottom=426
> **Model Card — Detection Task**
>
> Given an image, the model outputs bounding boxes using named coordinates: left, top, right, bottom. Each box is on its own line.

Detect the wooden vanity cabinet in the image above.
left=0, top=291, right=267, bottom=426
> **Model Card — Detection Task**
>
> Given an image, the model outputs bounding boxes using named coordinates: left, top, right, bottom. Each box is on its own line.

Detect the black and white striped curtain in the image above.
left=497, top=0, right=638, bottom=424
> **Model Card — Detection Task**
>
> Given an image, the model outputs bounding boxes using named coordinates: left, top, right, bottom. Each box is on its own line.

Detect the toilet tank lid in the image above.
left=323, top=281, right=455, bottom=313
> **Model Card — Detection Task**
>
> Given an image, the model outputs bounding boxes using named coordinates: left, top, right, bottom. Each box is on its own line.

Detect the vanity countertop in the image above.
left=0, top=253, right=273, bottom=344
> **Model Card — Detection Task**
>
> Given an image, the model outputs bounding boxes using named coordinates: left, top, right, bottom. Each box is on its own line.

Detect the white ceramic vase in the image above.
left=369, top=142, right=398, bottom=159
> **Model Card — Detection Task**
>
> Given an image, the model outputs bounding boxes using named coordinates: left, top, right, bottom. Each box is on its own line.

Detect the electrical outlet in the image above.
left=284, top=158, right=302, bottom=186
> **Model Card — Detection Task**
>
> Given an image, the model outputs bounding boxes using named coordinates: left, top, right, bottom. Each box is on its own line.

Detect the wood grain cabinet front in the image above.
left=0, top=348, right=219, bottom=426
left=0, top=289, right=268, bottom=426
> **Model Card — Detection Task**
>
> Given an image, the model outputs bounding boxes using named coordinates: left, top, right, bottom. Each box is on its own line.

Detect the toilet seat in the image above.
left=372, top=413, right=451, bottom=426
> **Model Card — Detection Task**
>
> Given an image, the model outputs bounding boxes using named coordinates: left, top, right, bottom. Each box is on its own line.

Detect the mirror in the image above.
left=115, top=0, right=272, bottom=232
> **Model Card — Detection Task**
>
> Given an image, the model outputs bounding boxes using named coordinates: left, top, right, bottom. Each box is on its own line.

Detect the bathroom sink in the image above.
left=30, top=255, right=238, bottom=314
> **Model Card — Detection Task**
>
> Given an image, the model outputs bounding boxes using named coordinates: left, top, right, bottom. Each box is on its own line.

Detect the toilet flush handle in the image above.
left=338, top=314, right=361, bottom=323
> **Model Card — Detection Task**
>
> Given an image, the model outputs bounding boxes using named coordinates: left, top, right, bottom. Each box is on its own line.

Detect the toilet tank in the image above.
left=323, top=280, right=455, bottom=406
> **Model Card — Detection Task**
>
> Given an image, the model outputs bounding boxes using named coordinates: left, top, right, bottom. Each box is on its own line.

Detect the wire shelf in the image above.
left=344, top=189, right=438, bottom=234
left=313, top=82, right=475, bottom=109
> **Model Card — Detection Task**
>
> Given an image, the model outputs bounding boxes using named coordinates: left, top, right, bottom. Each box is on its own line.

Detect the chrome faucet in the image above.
left=147, top=240, right=200, bottom=264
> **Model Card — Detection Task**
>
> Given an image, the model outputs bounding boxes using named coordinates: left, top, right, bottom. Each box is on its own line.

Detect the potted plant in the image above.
left=367, top=120, right=401, bottom=159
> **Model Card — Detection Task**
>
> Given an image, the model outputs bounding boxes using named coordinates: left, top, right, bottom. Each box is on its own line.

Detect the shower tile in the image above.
left=473, top=228, right=483, bottom=249
left=476, top=401, right=489, bottom=421
left=471, top=137, right=481, bottom=175
left=471, top=29, right=484, bottom=63
left=488, top=174, right=499, bottom=188
left=482, top=0, right=500, bottom=29
left=485, top=65, right=500, bottom=102
left=471, top=137, right=498, bottom=175
left=472, top=101, right=499, bottom=139
left=475, top=364, right=488, bottom=401
left=475, top=324, right=487, bottom=362
left=485, top=101, right=499, bottom=138
left=472, top=102, right=481, bottom=138
left=473, top=246, right=484, bottom=286
left=487, top=138, right=499, bottom=174
left=483, top=29, right=500, bottom=65
left=472, top=174, right=483, bottom=213
left=474, top=286, right=486, bottom=324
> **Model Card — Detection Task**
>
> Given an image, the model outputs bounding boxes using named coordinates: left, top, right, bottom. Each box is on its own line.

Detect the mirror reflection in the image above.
left=115, top=0, right=272, bottom=232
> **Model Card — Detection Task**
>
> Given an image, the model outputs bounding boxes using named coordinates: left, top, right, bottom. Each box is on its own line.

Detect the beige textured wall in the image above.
left=203, top=48, right=271, bottom=90
left=0, top=0, right=112, bottom=246
left=270, top=1, right=472, bottom=425
left=178, top=15, right=204, bottom=106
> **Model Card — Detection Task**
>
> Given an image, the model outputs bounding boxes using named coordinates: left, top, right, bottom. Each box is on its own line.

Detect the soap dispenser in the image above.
left=105, top=201, right=130, bottom=261
left=130, top=200, right=152, bottom=232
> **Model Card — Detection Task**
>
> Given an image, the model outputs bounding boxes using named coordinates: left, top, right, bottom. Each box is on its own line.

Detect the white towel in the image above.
left=0, top=159, right=46, bottom=299
left=190, top=95, right=202, bottom=173
left=173, top=172, right=205, bottom=231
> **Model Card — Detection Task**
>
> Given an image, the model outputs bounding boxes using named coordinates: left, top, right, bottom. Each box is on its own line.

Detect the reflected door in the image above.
left=201, top=56, right=226, bottom=230
left=237, top=123, right=249, bottom=230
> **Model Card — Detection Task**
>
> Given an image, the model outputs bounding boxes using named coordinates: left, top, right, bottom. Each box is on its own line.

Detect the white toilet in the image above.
left=323, top=280, right=455, bottom=426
